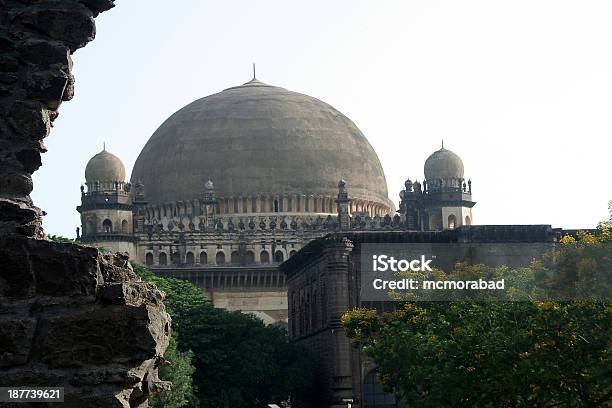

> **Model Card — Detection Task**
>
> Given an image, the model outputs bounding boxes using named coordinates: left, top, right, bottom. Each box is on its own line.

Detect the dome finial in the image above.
left=252, top=62, right=256, bottom=80
left=441, top=139, right=444, bottom=149
left=103, top=141, right=106, bottom=151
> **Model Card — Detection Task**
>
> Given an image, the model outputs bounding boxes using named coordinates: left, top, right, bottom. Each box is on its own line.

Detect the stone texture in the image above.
left=0, top=236, right=99, bottom=298
left=0, top=0, right=113, bottom=237
left=0, top=0, right=173, bottom=406
left=0, top=238, right=171, bottom=407
left=130, top=78, right=395, bottom=210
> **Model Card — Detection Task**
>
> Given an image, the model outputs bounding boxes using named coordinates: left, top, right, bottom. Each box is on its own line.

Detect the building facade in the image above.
left=281, top=225, right=565, bottom=408
left=77, top=76, right=400, bottom=324
left=77, top=74, right=483, bottom=330
left=75, top=74, right=581, bottom=407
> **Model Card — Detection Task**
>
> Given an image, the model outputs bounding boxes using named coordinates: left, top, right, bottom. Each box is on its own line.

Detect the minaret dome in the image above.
left=424, top=146, right=464, bottom=181
left=85, top=148, right=126, bottom=183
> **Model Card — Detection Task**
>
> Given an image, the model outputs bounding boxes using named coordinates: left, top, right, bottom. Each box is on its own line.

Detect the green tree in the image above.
left=132, top=262, right=207, bottom=319
left=537, top=222, right=612, bottom=301
left=150, top=336, right=197, bottom=408
left=178, top=303, right=315, bottom=408
left=47, top=234, right=75, bottom=244
left=133, top=262, right=315, bottom=407
left=133, top=263, right=200, bottom=407
left=343, top=224, right=612, bottom=408
left=344, top=301, right=611, bottom=408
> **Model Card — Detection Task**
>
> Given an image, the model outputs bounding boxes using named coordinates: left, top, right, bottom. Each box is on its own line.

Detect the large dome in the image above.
left=131, top=78, right=393, bottom=212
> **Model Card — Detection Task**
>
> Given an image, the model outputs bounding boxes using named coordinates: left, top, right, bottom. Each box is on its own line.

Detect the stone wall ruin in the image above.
left=0, top=1, right=171, bottom=406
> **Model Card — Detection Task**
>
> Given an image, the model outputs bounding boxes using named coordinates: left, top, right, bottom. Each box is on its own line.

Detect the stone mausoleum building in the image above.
left=77, top=75, right=412, bottom=324
left=77, top=75, right=483, bottom=328
left=76, top=73, right=567, bottom=407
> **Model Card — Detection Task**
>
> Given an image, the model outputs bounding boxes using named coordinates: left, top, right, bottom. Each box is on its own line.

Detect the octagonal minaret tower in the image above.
left=77, top=147, right=136, bottom=257
left=400, top=142, right=475, bottom=230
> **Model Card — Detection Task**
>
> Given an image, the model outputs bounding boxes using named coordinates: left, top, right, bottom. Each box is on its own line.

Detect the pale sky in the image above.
left=32, top=0, right=612, bottom=238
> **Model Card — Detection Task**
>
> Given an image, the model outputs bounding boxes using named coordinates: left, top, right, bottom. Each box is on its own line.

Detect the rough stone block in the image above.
left=80, top=0, right=116, bottom=15
left=0, top=0, right=171, bottom=404
left=36, top=304, right=168, bottom=368
left=99, top=281, right=165, bottom=308
left=15, top=148, right=43, bottom=173
left=16, top=6, right=96, bottom=51
left=19, top=39, right=70, bottom=67
left=25, top=70, right=70, bottom=107
left=0, top=236, right=99, bottom=299
left=7, top=101, right=51, bottom=140
left=0, top=366, right=68, bottom=387
left=99, top=252, right=137, bottom=283
left=0, top=317, right=37, bottom=366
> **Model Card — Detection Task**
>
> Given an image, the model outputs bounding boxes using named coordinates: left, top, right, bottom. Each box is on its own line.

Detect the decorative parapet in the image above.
left=139, top=212, right=422, bottom=237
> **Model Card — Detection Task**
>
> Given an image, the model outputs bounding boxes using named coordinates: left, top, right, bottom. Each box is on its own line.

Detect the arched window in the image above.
left=186, top=252, right=194, bottom=265
left=465, top=215, right=471, bottom=226
left=171, top=251, right=180, bottom=265
left=448, top=214, right=457, bottom=230
left=216, top=251, right=225, bottom=265
left=289, top=250, right=297, bottom=257
left=260, top=250, right=270, bottom=263
left=274, top=250, right=284, bottom=263
left=159, top=252, right=167, bottom=265
left=363, top=369, right=397, bottom=407
left=273, top=199, right=279, bottom=212
left=246, top=250, right=255, bottom=264
left=200, top=251, right=208, bottom=264
left=231, top=251, right=240, bottom=264
left=121, top=219, right=128, bottom=233
left=102, top=219, right=112, bottom=233
left=145, top=252, right=153, bottom=266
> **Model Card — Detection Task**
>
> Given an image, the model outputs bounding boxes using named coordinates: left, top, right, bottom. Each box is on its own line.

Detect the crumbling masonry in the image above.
left=0, top=1, right=171, bottom=406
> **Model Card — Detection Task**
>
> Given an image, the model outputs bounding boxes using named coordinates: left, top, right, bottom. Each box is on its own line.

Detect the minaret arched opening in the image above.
left=448, top=214, right=457, bottom=230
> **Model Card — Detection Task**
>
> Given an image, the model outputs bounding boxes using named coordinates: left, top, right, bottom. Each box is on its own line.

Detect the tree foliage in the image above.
left=179, top=305, right=315, bottom=408
left=133, top=262, right=315, bottom=408
left=343, top=221, right=612, bottom=408
left=150, top=336, right=197, bottom=408
left=132, top=262, right=207, bottom=319
left=133, top=263, right=200, bottom=407
left=344, top=301, right=610, bottom=408
left=47, top=234, right=75, bottom=244
left=541, top=220, right=612, bottom=301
